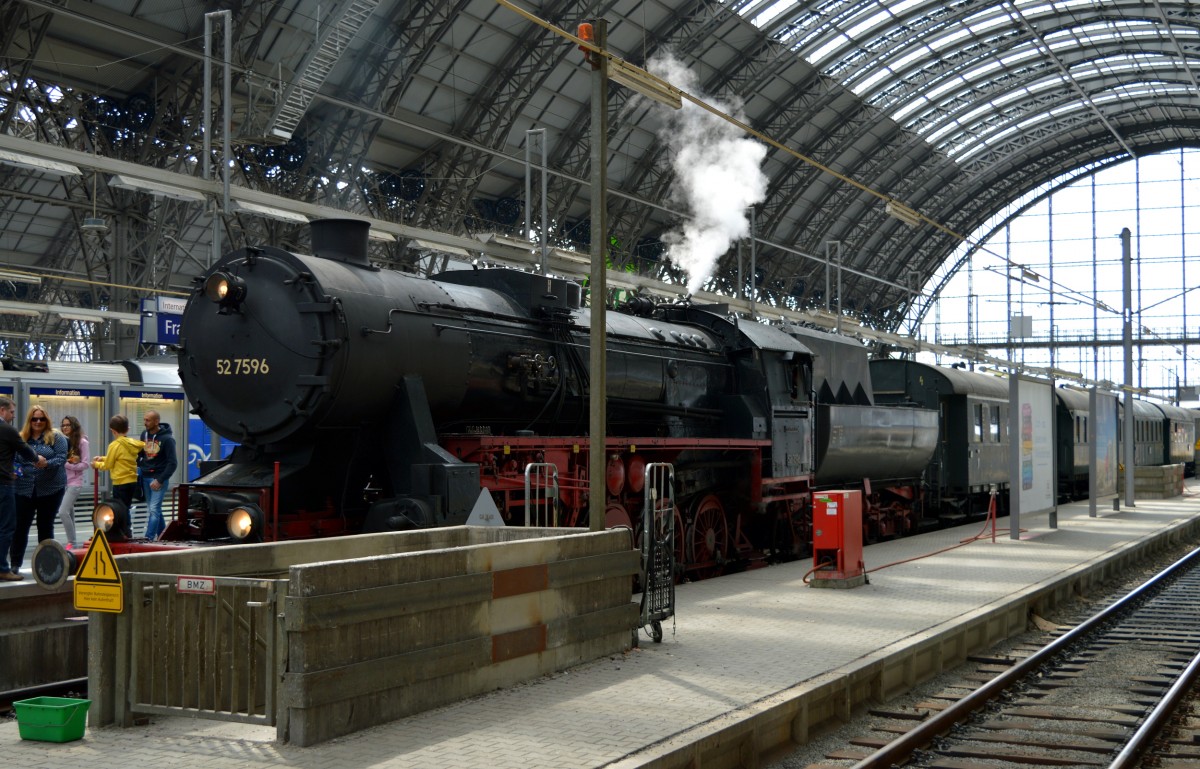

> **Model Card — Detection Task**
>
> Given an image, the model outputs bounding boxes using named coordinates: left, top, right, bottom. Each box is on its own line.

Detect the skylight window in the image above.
left=851, top=68, right=895, bottom=96
left=960, top=9, right=1009, bottom=36
left=926, top=27, right=970, bottom=53
left=751, top=1, right=791, bottom=29
left=888, top=45, right=932, bottom=74
left=892, top=93, right=931, bottom=123
left=925, top=75, right=969, bottom=103
left=807, top=33, right=851, bottom=68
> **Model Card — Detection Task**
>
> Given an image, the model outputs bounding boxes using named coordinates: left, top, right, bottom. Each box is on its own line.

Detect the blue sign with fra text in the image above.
left=140, top=296, right=185, bottom=346
left=157, top=314, right=182, bottom=344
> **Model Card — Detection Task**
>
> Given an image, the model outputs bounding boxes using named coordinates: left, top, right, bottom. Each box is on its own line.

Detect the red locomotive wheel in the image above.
left=687, top=494, right=728, bottom=576
left=605, top=501, right=633, bottom=530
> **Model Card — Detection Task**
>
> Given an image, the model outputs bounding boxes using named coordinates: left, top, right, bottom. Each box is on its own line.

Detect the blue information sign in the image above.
left=30, top=387, right=106, bottom=398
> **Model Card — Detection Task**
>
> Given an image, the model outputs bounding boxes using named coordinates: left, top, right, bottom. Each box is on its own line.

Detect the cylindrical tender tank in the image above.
left=814, top=404, right=938, bottom=484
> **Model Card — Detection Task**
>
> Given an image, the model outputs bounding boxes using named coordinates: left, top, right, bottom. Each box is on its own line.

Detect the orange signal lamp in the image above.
left=577, top=22, right=597, bottom=66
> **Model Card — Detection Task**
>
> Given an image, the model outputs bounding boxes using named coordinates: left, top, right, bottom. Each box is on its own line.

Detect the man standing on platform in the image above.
left=138, top=410, right=177, bottom=541
left=0, top=397, right=45, bottom=580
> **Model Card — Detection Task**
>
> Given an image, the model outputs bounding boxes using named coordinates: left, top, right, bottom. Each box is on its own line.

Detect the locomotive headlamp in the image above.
left=204, top=271, right=247, bottom=312
left=92, top=498, right=131, bottom=541
left=226, top=504, right=265, bottom=542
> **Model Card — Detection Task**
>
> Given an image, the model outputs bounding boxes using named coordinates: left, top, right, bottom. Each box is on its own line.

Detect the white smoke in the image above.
left=645, top=53, right=768, bottom=295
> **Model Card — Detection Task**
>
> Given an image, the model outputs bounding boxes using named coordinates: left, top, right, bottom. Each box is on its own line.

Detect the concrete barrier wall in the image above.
left=0, top=582, right=86, bottom=692
left=280, top=528, right=639, bottom=745
left=92, top=527, right=639, bottom=745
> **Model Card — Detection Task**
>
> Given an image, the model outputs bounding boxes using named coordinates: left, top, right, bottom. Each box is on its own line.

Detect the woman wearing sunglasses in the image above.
left=10, top=405, right=67, bottom=575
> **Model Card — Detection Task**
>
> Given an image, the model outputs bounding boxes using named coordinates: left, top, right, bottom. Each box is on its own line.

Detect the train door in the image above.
left=117, top=388, right=187, bottom=517
left=22, top=383, right=113, bottom=538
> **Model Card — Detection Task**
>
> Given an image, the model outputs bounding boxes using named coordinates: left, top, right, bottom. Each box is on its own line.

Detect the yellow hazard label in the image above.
left=74, top=582, right=123, bottom=613
left=75, top=529, right=122, bottom=585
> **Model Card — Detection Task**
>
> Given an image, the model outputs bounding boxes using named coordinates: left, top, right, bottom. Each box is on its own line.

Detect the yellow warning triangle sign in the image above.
left=75, top=529, right=123, bottom=586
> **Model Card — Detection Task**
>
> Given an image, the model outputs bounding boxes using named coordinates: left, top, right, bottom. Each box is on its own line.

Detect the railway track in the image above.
left=803, top=545, right=1200, bottom=769
left=0, top=678, right=88, bottom=717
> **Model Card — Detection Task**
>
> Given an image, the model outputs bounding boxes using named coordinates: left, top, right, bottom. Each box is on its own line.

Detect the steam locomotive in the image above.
left=165, top=218, right=941, bottom=575
left=42, top=219, right=1194, bottom=583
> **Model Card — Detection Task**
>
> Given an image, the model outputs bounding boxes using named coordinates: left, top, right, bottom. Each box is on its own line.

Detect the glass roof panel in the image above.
left=730, top=0, right=1200, bottom=172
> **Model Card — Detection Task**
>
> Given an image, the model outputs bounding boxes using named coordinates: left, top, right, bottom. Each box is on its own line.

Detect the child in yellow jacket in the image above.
left=91, top=415, right=145, bottom=537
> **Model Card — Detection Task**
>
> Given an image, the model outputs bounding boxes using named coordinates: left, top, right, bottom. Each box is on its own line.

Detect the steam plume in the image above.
left=646, top=53, right=767, bottom=295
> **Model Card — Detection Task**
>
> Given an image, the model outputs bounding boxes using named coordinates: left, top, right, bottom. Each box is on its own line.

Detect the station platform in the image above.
left=5, top=485, right=1200, bottom=769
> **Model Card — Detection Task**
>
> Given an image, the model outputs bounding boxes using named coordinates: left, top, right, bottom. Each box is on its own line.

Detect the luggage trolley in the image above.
left=523, top=462, right=559, bottom=526
left=639, top=462, right=675, bottom=642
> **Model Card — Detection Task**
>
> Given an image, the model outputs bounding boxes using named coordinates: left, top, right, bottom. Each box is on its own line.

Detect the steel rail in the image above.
left=849, top=544, right=1200, bottom=769
left=1107, top=642, right=1200, bottom=768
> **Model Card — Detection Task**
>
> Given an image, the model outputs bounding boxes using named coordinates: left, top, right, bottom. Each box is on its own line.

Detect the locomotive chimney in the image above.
left=310, top=219, right=372, bottom=266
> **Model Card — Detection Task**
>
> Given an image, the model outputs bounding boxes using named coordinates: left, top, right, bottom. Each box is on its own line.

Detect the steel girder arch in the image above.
left=910, top=155, right=1127, bottom=337
left=681, top=19, right=950, bottom=316
left=777, top=82, right=1200, bottom=328
left=599, top=3, right=798, bottom=278
left=755, top=113, right=934, bottom=300
left=395, top=1, right=588, bottom=235
left=891, top=43, right=1200, bottom=154
left=946, top=77, right=1200, bottom=171
left=284, top=0, right=473, bottom=225
left=862, top=37, right=1200, bottom=165
left=848, top=3, right=1200, bottom=125
left=738, top=0, right=1200, bottom=312
left=766, top=0, right=1200, bottom=179
left=0, top=2, right=53, bottom=135
left=600, top=2, right=759, bottom=274
left=452, top=0, right=772, bottom=277
left=907, top=117, right=1200, bottom=336
left=749, top=92, right=951, bottom=326
left=465, top=0, right=626, bottom=233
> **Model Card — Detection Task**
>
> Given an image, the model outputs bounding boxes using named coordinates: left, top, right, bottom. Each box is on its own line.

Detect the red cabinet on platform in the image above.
left=812, top=490, right=865, bottom=586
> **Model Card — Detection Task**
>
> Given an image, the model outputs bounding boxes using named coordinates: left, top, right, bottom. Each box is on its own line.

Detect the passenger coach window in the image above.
left=989, top=406, right=1000, bottom=442
left=974, top=404, right=983, bottom=442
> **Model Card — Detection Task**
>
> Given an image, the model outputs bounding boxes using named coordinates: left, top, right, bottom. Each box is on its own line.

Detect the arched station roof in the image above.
left=1, top=0, right=1197, bottom=353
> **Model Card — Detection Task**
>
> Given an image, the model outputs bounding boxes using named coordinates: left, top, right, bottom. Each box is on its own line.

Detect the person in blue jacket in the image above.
left=11, top=404, right=67, bottom=575
left=138, top=410, right=177, bottom=540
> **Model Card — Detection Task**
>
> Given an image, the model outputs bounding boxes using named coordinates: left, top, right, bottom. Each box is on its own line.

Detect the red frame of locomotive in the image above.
left=93, top=432, right=923, bottom=580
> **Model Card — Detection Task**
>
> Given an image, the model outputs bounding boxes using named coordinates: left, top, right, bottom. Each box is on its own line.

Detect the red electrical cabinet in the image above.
left=811, top=490, right=866, bottom=588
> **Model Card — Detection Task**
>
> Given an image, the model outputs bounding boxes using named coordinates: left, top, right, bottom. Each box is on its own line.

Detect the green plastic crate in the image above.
left=13, top=697, right=91, bottom=743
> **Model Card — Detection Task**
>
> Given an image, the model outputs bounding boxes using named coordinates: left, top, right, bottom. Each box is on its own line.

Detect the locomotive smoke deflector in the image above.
left=310, top=218, right=372, bottom=266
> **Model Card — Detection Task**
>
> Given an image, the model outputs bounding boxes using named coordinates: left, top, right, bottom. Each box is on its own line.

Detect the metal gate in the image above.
left=126, top=572, right=287, bottom=726
left=523, top=462, right=560, bottom=526
left=639, top=462, right=675, bottom=642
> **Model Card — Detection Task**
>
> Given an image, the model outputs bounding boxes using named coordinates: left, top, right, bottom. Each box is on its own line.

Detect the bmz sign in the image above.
left=176, top=575, right=217, bottom=595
